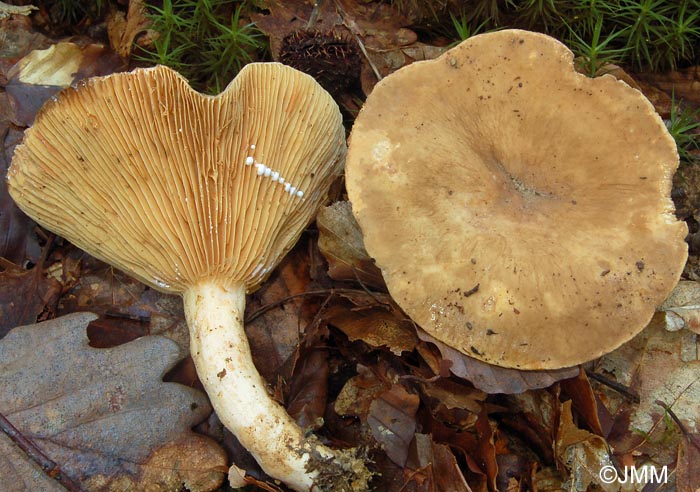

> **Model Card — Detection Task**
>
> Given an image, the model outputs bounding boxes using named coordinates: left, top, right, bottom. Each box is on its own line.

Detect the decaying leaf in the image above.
left=0, top=313, right=226, bottom=491
left=368, top=383, right=420, bottom=467
left=0, top=259, right=61, bottom=337
left=555, top=401, right=617, bottom=492
left=405, top=433, right=473, bottom=492
left=106, top=0, right=150, bottom=58
left=5, top=42, right=125, bottom=126
left=677, top=434, right=700, bottom=492
left=597, top=317, right=700, bottom=443
left=417, top=330, right=579, bottom=394
left=335, top=363, right=390, bottom=420
left=317, top=201, right=385, bottom=289
left=659, top=280, right=700, bottom=334
left=325, top=295, right=418, bottom=356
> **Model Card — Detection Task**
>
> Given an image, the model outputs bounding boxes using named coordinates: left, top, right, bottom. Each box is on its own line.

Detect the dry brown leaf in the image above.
left=597, top=316, right=700, bottom=449
left=317, top=201, right=385, bottom=289
left=335, top=363, right=390, bottom=420
left=0, top=260, right=61, bottom=337
left=555, top=400, right=617, bottom=492
left=405, top=433, right=473, bottom=492
left=368, top=383, right=420, bottom=467
left=106, top=0, right=150, bottom=58
left=245, top=245, right=316, bottom=385
left=0, top=312, right=225, bottom=491
left=5, top=42, right=125, bottom=126
left=659, top=280, right=700, bottom=334
left=475, top=409, right=498, bottom=492
left=286, top=349, right=329, bottom=430
left=677, top=435, right=700, bottom=492
left=417, top=330, right=578, bottom=394
left=325, top=299, right=418, bottom=356
left=560, top=369, right=605, bottom=437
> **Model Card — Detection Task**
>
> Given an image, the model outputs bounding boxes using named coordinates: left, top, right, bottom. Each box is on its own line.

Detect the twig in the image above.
left=0, top=411, right=84, bottom=492
left=245, top=287, right=386, bottom=323
left=306, top=0, right=323, bottom=30
left=655, top=399, right=700, bottom=452
left=585, top=369, right=640, bottom=403
left=333, top=0, right=382, bottom=82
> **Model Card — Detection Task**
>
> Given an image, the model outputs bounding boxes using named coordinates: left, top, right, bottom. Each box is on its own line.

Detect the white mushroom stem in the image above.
left=183, top=280, right=368, bottom=492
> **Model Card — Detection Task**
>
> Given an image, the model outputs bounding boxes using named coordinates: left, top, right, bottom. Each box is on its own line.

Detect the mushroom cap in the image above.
left=8, top=63, right=345, bottom=294
left=345, top=30, right=687, bottom=370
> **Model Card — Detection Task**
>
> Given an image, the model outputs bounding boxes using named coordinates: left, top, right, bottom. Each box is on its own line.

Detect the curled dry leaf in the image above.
left=417, top=330, right=578, bottom=394
left=317, top=201, right=385, bottom=289
left=106, top=0, right=150, bottom=58
left=0, top=312, right=226, bottom=492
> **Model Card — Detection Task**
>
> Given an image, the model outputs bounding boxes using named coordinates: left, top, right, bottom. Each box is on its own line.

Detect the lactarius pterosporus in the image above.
left=8, top=63, right=370, bottom=491
left=345, top=29, right=688, bottom=370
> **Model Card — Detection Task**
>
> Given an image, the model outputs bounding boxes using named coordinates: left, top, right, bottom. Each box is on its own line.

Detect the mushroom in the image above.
left=345, top=29, right=688, bottom=370
left=8, top=63, right=370, bottom=491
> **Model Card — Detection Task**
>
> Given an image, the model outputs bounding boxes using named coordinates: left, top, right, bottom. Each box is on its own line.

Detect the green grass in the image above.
left=667, top=95, right=700, bottom=165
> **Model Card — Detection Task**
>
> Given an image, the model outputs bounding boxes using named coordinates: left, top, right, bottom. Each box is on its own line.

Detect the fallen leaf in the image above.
left=1, top=124, right=41, bottom=265
left=597, top=316, right=700, bottom=453
left=475, top=408, right=498, bottom=492
left=405, top=433, right=473, bottom=492
left=417, top=330, right=579, bottom=394
left=335, top=363, right=390, bottom=420
left=0, top=259, right=61, bottom=337
left=368, top=383, right=420, bottom=467
left=5, top=42, right=125, bottom=126
left=555, top=400, right=617, bottom=492
left=106, top=0, right=150, bottom=58
left=0, top=312, right=226, bottom=491
left=286, top=349, right=329, bottom=430
left=317, top=201, right=385, bottom=289
left=677, top=434, right=700, bottom=492
left=325, top=298, right=418, bottom=356
left=659, top=280, right=700, bottom=334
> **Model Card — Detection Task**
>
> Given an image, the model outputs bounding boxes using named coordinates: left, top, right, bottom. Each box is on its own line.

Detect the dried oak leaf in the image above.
left=0, top=312, right=226, bottom=492
left=317, top=201, right=385, bottom=289
left=417, top=330, right=578, bottom=394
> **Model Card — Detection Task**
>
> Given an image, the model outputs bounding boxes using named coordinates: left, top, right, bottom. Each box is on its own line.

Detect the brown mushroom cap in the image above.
left=8, top=63, right=345, bottom=294
left=345, top=30, right=687, bottom=370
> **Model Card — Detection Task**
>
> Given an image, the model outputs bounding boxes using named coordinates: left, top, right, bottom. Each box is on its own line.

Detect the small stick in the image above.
left=655, top=399, right=700, bottom=452
left=585, top=370, right=640, bottom=403
left=0, top=411, right=84, bottom=492
left=307, top=0, right=323, bottom=30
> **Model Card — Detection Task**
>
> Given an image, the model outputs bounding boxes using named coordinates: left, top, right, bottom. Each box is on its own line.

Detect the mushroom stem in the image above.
left=183, top=280, right=370, bottom=492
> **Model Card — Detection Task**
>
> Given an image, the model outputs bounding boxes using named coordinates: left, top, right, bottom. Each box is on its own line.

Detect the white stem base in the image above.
left=184, top=280, right=370, bottom=492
